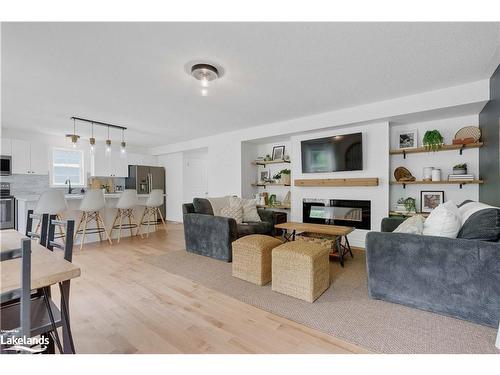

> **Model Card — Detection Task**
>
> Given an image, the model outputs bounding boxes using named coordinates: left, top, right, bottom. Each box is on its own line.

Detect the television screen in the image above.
left=301, top=132, right=363, bottom=173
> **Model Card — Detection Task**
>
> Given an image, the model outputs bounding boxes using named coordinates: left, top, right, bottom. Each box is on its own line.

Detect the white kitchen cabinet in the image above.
left=1, top=138, right=12, bottom=155
left=91, top=148, right=128, bottom=177
left=127, top=152, right=157, bottom=166
left=11, top=139, right=49, bottom=175
left=29, top=142, right=49, bottom=175
left=11, top=139, right=31, bottom=174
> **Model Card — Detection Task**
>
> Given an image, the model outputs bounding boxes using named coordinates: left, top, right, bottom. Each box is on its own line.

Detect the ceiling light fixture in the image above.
left=105, top=125, right=112, bottom=154
left=66, top=118, right=80, bottom=148
left=191, top=63, right=219, bottom=96
left=120, top=128, right=126, bottom=155
left=89, top=122, right=96, bottom=153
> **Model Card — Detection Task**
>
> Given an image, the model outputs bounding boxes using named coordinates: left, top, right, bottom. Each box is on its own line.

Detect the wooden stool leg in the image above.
left=147, top=207, right=151, bottom=238
left=137, top=207, right=147, bottom=237
left=157, top=207, right=167, bottom=230
left=80, top=212, right=88, bottom=250
left=98, top=213, right=113, bottom=245
left=56, top=214, right=66, bottom=244
left=127, top=209, right=134, bottom=237
left=95, top=212, right=103, bottom=242
left=74, top=214, right=84, bottom=242
left=117, top=210, right=123, bottom=243
left=130, top=211, right=143, bottom=238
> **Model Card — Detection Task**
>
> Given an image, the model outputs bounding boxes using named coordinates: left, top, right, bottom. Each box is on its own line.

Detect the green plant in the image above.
left=279, top=169, right=291, bottom=175
left=273, top=172, right=282, bottom=180
left=404, top=197, right=416, bottom=213
left=397, top=197, right=405, bottom=205
left=422, top=130, right=444, bottom=151
left=453, top=163, right=467, bottom=169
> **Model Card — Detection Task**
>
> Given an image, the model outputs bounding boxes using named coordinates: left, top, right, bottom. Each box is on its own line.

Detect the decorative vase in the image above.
left=431, top=169, right=441, bottom=181
left=423, top=167, right=434, bottom=181
left=280, top=174, right=291, bottom=185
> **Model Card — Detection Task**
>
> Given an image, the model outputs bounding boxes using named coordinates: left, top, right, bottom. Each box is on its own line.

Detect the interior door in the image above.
left=183, top=156, right=208, bottom=203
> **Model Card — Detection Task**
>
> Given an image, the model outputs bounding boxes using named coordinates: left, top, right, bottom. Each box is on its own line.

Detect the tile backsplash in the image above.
left=0, top=174, right=50, bottom=196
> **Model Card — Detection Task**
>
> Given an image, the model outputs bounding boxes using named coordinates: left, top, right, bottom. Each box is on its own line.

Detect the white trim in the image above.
left=50, top=147, right=85, bottom=188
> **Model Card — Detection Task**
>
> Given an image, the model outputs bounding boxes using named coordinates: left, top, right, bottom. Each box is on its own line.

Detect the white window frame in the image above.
left=50, top=147, right=85, bottom=187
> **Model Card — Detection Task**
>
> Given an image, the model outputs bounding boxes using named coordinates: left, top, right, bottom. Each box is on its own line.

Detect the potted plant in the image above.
left=423, top=130, right=444, bottom=151
left=277, top=169, right=291, bottom=185
left=453, top=163, right=467, bottom=175
left=404, top=197, right=416, bottom=213
left=396, top=197, right=406, bottom=212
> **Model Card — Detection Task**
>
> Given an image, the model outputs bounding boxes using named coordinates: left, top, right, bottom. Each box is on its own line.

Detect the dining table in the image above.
left=1, top=229, right=81, bottom=353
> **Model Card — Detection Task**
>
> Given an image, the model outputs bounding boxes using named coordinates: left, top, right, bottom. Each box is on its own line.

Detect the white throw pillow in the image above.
left=241, top=198, right=261, bottom=222
left=422, top=201, right=462, bottom=238
left=393, top=215, right=425, bottom=234
left=220, top=204, right=243, bottom=224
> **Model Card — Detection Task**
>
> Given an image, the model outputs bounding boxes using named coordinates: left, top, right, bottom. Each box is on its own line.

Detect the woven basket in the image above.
left=454, top=126, right=481, bottom=142
left=272, top=241, right=330, bottom=302
left=394, top=166, right=415, bottom=182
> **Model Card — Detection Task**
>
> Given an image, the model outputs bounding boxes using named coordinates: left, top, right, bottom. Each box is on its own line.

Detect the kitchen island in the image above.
left=15, top=192, right=166, bottom=244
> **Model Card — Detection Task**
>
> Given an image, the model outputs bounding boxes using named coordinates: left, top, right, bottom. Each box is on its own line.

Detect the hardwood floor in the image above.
left=56, top=223, right=370, bottom=354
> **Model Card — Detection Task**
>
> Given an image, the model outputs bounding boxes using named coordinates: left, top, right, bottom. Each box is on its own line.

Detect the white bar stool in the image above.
left=109, top=189, right=142, bottom=243
left=138, top=189, right=167, bottom=237
left=75, top=189, right=112, bottom=249
left=34, top=189, right=67, bottom=240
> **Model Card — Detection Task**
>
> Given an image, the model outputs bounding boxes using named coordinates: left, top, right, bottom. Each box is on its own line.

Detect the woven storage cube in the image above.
left=272, top=241, right=330, bottom=302
left=232, top=234, right=283, bottom=285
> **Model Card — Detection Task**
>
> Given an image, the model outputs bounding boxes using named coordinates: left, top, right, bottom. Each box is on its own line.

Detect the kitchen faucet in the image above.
left=65, top=179, right=73, bottom=194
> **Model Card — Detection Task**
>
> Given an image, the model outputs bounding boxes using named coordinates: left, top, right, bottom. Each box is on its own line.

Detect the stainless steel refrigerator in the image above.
left=126, top=165, right=166, bottom=219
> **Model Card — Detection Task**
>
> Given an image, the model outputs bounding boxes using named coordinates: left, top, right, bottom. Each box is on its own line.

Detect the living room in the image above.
left=1, top=2, right=499, bottom=373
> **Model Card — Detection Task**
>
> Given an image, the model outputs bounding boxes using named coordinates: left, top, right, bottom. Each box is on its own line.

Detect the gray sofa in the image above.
left=366, top=204, right=500, bottom=328
left=182, top=197, right=281, bottom=262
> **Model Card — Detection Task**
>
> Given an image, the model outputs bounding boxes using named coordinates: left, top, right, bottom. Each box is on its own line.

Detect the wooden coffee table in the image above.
left=274, top=222, right=355, bottom=267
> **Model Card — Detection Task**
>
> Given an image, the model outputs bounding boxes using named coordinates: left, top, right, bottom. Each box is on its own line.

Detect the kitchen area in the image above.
left=0, top=130, right=165, bottom=244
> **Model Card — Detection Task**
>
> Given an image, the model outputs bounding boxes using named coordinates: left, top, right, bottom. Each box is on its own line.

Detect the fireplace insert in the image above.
left=303, top=199, right=371, bottom=230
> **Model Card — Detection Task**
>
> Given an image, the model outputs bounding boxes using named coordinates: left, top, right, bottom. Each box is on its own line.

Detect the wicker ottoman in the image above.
left=232, top=234, right=283, bottom=285
left=272, top=241, right=330, bottom=302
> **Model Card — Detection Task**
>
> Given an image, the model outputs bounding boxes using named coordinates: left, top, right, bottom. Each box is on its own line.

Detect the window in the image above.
left=51, top=148, right=85, bottom=187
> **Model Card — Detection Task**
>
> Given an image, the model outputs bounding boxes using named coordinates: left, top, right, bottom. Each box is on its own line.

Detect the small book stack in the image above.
left=448, top=174, right=475, bottom=181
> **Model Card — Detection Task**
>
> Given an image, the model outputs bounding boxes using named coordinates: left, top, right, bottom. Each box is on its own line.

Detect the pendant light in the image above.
left=105, top=125, right=112, bottom=154
left=66, top=118, right=80, bottom=148
left=120, top=128, right=126, bottom=155
left=89, top=122, right=96, bottom=153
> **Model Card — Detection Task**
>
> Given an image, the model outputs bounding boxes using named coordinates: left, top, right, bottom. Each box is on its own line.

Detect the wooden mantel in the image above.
left=294, top=178, right=379, bottom=187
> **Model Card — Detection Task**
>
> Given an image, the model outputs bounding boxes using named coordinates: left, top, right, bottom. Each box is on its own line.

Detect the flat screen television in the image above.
left=301, top=132, right=363, bottom=173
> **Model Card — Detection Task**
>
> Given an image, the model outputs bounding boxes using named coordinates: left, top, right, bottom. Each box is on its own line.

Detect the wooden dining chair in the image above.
left=46, top=215, right=76, bottom=353
left=0, top=239, right=33, bottom=353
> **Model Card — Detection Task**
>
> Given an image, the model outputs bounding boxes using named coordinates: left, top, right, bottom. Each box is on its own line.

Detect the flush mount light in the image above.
left=191, top=63, right=219, bottom=89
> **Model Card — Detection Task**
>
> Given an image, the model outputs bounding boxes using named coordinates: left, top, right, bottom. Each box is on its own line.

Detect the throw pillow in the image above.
left=241, top=198, right=262, bottom=222
left=220, top=205, right=243, bottom=224
left=393, top=215, right=425, bottom=234
left=457, top=201, right=500, bottom=242
left=422, top=201, right=462, bottom=238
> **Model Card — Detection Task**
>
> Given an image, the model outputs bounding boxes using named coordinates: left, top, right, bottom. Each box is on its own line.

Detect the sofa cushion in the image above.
left=457, top=202, right=500, bottom=242
left=422, top=201, right=462, bottom=238
left=193, top=198, right=214, bottom=215
left=221, top=204, right=243, bottom=224
left=237, top=222, right=273, bottom=237
left=393, top=215, right=425, bottom=234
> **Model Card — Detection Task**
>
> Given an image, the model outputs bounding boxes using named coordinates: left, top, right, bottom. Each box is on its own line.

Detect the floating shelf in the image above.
left=252, top=183, right=291, bottom=188
left=257, top=204, right=291, bottom=209
left=389, top=142, right=483, bottom=158
left=391, top=180, right=483, bottom=189
left=389, top=211, right=429, bottom=218
left=294, top=177, right=379, bottom=187
left=252, top=159, right=291, bottom=166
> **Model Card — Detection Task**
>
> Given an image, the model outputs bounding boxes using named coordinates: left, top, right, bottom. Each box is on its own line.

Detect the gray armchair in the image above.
left=366, top=216, right=500, bottom=327
left=182, top=198, right=284, bottom=262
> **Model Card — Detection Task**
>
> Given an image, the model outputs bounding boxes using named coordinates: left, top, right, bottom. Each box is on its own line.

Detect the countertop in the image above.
left=15, top=192, right=161, bottom=202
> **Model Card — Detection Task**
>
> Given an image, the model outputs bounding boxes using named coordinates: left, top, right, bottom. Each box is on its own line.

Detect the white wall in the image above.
left=157, top=152, right=184, bottom=222
left=390, top=115, right=480, bottom=211
left=290, top=122, right=390, bottom=247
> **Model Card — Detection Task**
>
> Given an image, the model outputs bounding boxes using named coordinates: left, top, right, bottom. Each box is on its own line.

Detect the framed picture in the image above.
left=420, top=190, right=444, bottom=213
left=259, top=170, right=270, bottom=183
left=272, top=145, right=285, bottom=160
left=397, top=129, right=418, bottom=149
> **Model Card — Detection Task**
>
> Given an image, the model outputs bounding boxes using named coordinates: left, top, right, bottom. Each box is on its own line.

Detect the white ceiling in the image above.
left=2, top=22, right=500, bottom=147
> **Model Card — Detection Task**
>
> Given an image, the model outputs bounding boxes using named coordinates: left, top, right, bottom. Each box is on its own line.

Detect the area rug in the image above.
left=145, top=249, right=499, bottom=354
